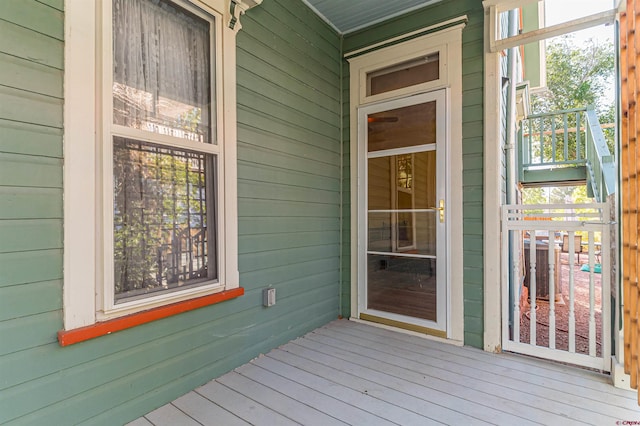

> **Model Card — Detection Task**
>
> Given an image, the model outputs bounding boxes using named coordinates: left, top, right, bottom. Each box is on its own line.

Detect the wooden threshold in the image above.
left=359, top=312, right=446, bottom=338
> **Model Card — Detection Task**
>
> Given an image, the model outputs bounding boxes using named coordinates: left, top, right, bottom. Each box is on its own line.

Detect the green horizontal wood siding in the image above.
left=342, top=0, right=486, bottom=348
left=0, top=0, right=342, bottom=424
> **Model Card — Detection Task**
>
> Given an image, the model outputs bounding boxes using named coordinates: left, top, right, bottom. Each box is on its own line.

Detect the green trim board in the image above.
left=521, top=166, right=588, bottom=186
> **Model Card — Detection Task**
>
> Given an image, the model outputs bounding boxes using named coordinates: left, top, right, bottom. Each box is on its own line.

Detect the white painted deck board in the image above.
left=331, top=321, right=639, bottom=410
left=283, top=337, right=540, bottom=425
left=315, top=323, right=639, bottom=418
left=300, top=329, right=590, bottom=425
left=263, top=347, right=488, bottom=426
left=196, top=380, right=299, bottom=426
left=144, top=403, right=201, bottom=426
left=172, top=392, right=250, bottom=426
left=135, top=320, right=639, bottom=425
left=217, top=370, right=347, bottom=426
left=235, top=361, right=393, bottom=425
left=307, top=327, right=614, bottom=424
left=252, top=353, right=468, bottom=425
left=126, top=417, right=154, bottom=426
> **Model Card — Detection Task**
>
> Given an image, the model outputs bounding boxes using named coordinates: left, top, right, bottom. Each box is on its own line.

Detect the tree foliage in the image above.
left=531, top=35, right=615, bottom=117
left=525, top=35, right=615, bottom=167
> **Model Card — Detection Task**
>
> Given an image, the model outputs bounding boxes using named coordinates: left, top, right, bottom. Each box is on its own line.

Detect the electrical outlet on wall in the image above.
left=263, top=287, right=276, bottom=307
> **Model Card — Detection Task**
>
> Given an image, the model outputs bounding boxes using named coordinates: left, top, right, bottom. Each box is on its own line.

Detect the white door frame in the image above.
left=347, top=24, right=464, bottom=342
left=357, top=91, right=448, bottom=333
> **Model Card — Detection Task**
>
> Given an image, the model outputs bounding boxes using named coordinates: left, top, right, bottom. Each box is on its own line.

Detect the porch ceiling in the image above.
left=301, top=0, right=443, bottom=34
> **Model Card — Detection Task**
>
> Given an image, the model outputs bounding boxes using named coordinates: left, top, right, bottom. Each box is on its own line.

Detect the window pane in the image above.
left=367, top=53, right=439, bottom=96
left=113, top=137, right=217, bottom=302
left=112, top=0, right=213, bottom=143
left=367, top=151, right=436, bottom=256
left=367, top=101, right=437, bottom=152
left=367, top=254, right=437, bottom=321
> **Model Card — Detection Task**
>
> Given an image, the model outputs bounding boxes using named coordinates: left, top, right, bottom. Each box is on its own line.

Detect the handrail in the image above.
left=584, top=106, right=616, bottom=201
left=525, top=106, right=591, bottom=119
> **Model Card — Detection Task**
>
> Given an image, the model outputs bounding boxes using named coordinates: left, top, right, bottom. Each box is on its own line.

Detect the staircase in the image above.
left=517, top=106, right=616, bottom=201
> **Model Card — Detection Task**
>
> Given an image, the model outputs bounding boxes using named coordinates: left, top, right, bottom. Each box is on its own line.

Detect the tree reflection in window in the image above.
left=113, top=137, right=217, bottom=302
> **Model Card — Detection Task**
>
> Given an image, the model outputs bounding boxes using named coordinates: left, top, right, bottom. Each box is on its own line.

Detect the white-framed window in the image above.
left=356, top=42, right=448, bottom=106
left=63, top=0, right=244, bottom=331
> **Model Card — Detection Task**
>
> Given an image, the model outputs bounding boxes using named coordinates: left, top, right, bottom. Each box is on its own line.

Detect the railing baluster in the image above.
left=563, top=113, right=569, bottom=161
left=568, top=230, right=576, bottom=353
left=588, top=231, right=596, bottom=357
left=529, top=232, right=537, bottom=345
left=576, top=111, right=582, bottom=160
left=548, top=229, right=556, bottom=349
left=528, top=118, right=533, bottom=165
left=513, top=230, right=521, bottom=343
left=551, top=115, right=557, bottom=162
left=539, top=116, right=544, bottom=164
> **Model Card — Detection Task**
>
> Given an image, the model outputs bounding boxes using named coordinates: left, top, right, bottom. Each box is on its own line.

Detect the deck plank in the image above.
left=217, top=371, right=346, bottom=426
left=315, top=323, right=639, bottom=417
left=172, top=392, right=250, bottom=426
left=126, top=417, right=154, bottom=426
left=306, top=326, right=609, bottom=425
left=196, top=380, right=299, bottom=426
left=259, top=349, right=487, bottom=425
left=280, top=338, right=540, bottom=425
left=328, top=321, right=638, bottom=407
left=143, top=404, right=200, bottom=426
left=135, top=320, right=639, bottom=425
left=234, top=361, right=394, bottom=425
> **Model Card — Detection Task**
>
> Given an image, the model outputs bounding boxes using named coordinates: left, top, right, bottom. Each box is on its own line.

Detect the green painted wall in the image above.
left=0, top=0, right=342, bottom=424
left=342, top=0, right=485, bottom=348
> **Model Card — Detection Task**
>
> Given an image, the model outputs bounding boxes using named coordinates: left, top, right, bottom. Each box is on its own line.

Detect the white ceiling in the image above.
left=301, top=0, right=443, bottom=34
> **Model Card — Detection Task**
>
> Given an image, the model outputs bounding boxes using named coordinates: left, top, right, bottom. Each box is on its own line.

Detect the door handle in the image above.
left=428, top=199, right=445, bottom=223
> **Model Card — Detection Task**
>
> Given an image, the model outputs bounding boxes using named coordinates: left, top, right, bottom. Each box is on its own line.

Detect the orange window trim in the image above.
left=57, top=287, right=245, bottom=346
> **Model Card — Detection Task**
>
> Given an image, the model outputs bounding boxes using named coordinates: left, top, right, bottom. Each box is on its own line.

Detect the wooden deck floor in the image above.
left=130, top=319, right=639, bottom=425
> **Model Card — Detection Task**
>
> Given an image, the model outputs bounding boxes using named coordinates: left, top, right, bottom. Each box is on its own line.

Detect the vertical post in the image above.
left=620, top=0, right=632, bottom=383
left=513, top=229, right=521, bottom=343
left=623, top=0, right=640, bottom=391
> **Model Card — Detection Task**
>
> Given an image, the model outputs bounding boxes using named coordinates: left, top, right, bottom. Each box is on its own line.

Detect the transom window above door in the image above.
left=367, top=53, right=440, bottom=96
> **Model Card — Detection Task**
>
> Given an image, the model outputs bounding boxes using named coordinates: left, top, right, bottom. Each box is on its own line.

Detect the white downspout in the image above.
left=505, top=9, right=519, bottom=206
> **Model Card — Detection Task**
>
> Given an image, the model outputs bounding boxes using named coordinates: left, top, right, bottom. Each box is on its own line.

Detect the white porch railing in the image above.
left=502, top=203, right=612, bottom=371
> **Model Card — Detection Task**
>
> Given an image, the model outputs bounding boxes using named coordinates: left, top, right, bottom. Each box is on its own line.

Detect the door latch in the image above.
left=429, top=199, right=445, bottom=223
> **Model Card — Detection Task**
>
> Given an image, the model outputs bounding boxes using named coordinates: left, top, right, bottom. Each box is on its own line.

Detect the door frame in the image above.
left=347, top=24, right=464, bottom=342
left=482, top=0, right=622, bottom=356
left=357, top=91, right=449, bottom=333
